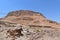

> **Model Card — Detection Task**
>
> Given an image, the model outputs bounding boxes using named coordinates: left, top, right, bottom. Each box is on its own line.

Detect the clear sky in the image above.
left=0, top=0, right=60, bottom=22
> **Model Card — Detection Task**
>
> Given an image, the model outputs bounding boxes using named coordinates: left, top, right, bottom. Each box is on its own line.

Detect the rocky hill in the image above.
left=1, top=10, right=60, bottom=28
left=0, top=10, right=60, bottom=40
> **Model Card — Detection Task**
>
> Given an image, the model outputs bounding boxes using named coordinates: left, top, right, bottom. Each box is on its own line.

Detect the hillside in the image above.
left=0, top=10, right=60, bottom=40
left=1, top=10, right=60, bottom=28
left=0, top=20, right=60, bottom=40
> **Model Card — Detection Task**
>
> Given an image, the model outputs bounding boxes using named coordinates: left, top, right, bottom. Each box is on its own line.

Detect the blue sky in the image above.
left=0, top=0, right=60, bottom=22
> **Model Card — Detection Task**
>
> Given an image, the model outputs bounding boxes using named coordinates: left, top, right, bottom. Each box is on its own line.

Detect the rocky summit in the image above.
left=0, top=10, right=60, bottom=40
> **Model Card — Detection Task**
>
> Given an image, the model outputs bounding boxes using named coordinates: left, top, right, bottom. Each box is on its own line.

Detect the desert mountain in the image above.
left=0, top=10, right=60, bottom=28
left=0, top=10, right=60, bottom=40
left=1, top=10, right=60, bottom=28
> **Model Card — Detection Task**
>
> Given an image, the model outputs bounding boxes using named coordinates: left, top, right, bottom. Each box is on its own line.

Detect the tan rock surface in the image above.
left=1, top=10, right=60, bottom=28
left=0, top=10, right=60, bottom=40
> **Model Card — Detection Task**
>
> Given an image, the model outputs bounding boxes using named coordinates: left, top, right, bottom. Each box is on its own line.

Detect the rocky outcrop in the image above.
left=0, top=21, right=60, bottom=40
left=6, top=10, right=45, bottom=18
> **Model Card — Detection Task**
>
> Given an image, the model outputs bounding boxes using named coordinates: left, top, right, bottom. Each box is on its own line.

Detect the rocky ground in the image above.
left=0, top=21, right=60, bottom=40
